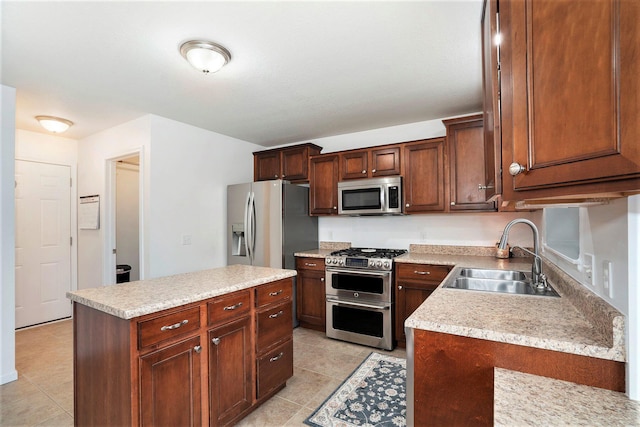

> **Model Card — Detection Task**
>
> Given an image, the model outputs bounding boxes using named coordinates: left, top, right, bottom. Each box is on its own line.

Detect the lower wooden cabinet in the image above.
left=73, top=278, right=294, bottom=427
left=395, top=263, right=451, bottom=347
left=257, top=339, right=294, bottom=399
left=208, top=316, right=252, bottom=425
left=295, top=257, right=326, bottom=331
left=140, top=335, right=202, bottom=426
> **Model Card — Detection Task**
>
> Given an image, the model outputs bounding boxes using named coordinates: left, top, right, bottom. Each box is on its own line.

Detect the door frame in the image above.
left=104, top=147, right=145, bottom=285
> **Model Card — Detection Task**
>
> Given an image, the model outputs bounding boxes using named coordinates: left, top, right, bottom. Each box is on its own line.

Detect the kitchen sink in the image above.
left=443, top=268, right=560, bottom=297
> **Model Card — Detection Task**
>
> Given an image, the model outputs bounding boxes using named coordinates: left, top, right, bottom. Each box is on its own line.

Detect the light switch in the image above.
left=603, top=260, right=613, bottom=297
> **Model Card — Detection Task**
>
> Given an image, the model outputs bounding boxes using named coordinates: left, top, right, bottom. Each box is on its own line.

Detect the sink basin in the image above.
left=442, top=268, right=560, bottom=297
left=459, top=268, right=527, bottom=281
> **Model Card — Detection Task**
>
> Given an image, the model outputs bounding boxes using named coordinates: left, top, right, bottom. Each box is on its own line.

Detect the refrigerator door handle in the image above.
left=244, top=192, right=252, bottom=262
left=249, top=191, right=256, bottom=262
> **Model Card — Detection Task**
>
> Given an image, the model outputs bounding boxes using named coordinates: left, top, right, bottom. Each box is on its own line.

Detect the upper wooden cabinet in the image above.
left=481, top=0, right=501, bottom=200
left=402, top=138, right=446, bottom=213
left=340, top=145, right=401, bottom=180
left=499, top=0, right=640, bottom=200
left=443, top=115, right=497, bottom=212
left=309, top=154, right=339, bottom=215
left=254, top=143, right=322, bottom=182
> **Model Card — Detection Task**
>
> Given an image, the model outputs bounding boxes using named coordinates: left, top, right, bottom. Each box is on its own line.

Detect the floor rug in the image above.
left=304, top=352, right=407, bottom=427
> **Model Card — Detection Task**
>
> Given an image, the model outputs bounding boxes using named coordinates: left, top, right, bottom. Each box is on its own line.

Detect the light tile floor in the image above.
left=1, top=320, right=405, bottom=426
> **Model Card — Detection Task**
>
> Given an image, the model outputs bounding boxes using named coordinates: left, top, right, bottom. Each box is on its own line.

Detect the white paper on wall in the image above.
left=79, top=195, right=100, bottom=229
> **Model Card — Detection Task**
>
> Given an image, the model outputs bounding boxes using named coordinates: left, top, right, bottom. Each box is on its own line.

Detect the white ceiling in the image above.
left=1, top=1, right=484, bottom=147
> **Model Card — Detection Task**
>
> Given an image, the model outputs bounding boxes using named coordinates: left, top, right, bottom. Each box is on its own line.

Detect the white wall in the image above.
left=1, top=85, right=17, bottom=384
left=147, top=115, right=261, bottom=278
left=78, top=116, right=152, bottom=289
left=15, top=129, right=78, bottom=292
left=628, top=195, right=640, bottom=400
left=116, top=162, right=140, bottom=281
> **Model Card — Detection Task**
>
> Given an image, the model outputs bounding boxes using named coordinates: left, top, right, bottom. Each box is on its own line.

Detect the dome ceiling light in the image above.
left=35, top=115, right=74, bottom=133
left=180, top=40, right=231, bottom=74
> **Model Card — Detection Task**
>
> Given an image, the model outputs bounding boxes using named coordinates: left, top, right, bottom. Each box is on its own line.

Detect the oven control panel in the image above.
left=325, top=256, right=392, bottom=271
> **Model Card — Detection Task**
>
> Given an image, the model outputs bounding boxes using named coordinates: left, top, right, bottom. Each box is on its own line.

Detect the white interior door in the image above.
left=15, top=160, right=72, bottom=328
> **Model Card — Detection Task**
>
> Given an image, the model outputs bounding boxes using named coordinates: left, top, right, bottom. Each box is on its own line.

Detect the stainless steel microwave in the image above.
left=338, top=176, right=402, bottom=215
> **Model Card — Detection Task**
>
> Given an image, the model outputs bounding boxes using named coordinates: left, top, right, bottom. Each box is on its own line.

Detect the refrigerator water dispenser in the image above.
left=231, top=223, right=246, bottom=256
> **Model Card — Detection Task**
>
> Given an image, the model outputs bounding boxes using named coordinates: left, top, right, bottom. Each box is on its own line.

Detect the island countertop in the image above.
left=67, top=264, right=297, bottom=320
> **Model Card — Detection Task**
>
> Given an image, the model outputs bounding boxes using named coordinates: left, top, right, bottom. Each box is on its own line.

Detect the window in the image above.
left=543, top=207, right=580, bottom=262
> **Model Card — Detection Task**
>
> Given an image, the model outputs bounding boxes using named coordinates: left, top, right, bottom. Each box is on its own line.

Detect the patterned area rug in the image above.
left=305, top=352, right=407, bottom=427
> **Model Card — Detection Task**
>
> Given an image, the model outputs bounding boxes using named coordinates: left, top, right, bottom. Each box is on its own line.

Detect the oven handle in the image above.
left=325, top=268, right=390, bottom=277
left=326, top=297, right=390, bottom=311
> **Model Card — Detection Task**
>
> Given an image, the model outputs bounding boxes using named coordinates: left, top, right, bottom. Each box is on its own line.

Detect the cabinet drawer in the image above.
left=396, top=263, right=451, bottom=282
left=137, top=306, right=201, bottom=349
left=256, top=338, right=293, bottom=399
left=255, top=278, right=292, bottom=308
left=295, top=257, right=325, bottom=271
left=256, top=301, right=292, bottom=352
left=207, top=289, right=251, bottom=327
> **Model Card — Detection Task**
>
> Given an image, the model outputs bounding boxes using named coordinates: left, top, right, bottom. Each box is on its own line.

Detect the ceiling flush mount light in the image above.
left=180, top=40, right=231, bottom=74
left=35, top=115, right=74, bottom=133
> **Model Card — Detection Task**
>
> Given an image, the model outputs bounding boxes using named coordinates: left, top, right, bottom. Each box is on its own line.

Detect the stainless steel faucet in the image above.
left=497, top=218, right=548, bottom=291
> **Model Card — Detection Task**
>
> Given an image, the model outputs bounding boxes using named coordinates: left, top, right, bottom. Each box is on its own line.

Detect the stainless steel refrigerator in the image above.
left=227, top=180, right=318, bottom=325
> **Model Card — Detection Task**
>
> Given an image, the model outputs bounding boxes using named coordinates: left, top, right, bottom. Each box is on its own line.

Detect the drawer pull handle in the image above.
left=223, top=302, right=243, bottom=311
left=269, top=310, right=284, bottom=319
left=305, top=263, right=317, bottom=267
left=212, top=337, right=220, bottom=345
left=269, top=352, right=284, bottom=362
left=194, top=345, right=202, bottom=353
left=269, top=290, right=283, bottom=297
left=414, top=271, right=430, bottom=275
left=160, top=319, right=188, bottom=331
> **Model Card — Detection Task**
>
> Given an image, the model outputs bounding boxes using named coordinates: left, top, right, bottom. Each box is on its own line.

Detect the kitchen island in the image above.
left=67, top=264, right=296, bottom=426
left=399, top=246, right=627, bottom=426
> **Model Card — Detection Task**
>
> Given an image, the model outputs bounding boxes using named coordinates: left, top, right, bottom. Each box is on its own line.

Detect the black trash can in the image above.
left=116, top=264, right=132, bottom=283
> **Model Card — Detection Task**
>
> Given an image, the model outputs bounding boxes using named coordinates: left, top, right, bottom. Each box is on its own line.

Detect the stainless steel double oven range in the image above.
left=325, top=248, right=407, bottom=350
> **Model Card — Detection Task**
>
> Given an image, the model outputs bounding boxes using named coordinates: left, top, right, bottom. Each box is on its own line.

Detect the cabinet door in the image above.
left=446, top=116, right=496, bottom=211
left=209, top=316, right=252, bottom=426
left=501, top=0, right=640, bottom=197
left=254, top=151, right=281, bottom=181
left=403, top=139, right=445, bottom=213
left=256, top=339, right=294, bottom=399
left=371, top=146, right=401, bottom=177
left=309, top=154, right=339, bottom=215
left=340, top=150, right=369, bottom=180
left=139, top=336, right=202, bottom=427
left=296, top=269, right=326, bottom=331
left=481, top=0, right=501, bottom=200
left=281, top=146, right=308, bottom=181
left=395, top=280, right=438, bottom=345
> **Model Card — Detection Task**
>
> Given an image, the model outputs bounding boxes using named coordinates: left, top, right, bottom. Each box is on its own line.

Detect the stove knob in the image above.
left=375, top=261, right=382, bottom=268
left=327, top=258, right=332, bottom=264
left=339, top=259, right=344, bottom=266
left=383, top=261, right=390, bottom=269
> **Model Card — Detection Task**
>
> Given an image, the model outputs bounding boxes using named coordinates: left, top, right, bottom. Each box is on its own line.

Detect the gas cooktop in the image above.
left=326, top=247, right=407, bottom=270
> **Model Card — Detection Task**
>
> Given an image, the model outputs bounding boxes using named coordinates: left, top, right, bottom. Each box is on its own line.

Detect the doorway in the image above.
left=14, top=160, right=72, bottom=328
left=115, top=156, right=140, bottom=282
left=106, top=150, right=143, bottom=285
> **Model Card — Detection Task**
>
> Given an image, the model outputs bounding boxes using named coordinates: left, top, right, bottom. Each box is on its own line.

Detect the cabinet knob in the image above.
left=398, top=285, right=403, bottom=290
left=274, top=174, right=279, bottom=178
left=372, top=169, right=376, bottom=173
left=362, top=170, right=367, bottom=174
left=320, top=277, right=325, bottom=282
left=194, top=345, right=202, bottom=353
left=281, top=174, right=285, bottom=178
left=405, top=203, right=410, bottom=208
left=212, top=337, right=220, bottom=345
left=333, top=206, right=337, bottom=210
left=451, top=202, right=456, bottom=206
left=509, top=162, right=526, bottom=176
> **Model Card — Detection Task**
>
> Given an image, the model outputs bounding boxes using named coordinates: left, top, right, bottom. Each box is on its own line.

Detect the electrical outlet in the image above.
left=182, top=234, right=192, bottom=245
left=583, top=253, right=594, bottom=286
left=603, top=260, right=613, bottom=297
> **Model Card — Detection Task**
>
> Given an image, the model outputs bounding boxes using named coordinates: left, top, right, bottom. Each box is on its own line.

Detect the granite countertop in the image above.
left=494, top=368, right=640, bottom=426
left=401, top=248, right=625, bottom=362
left=67, top=264, right=297, bottom=320
left=294, top=248, right=335, bottom=258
